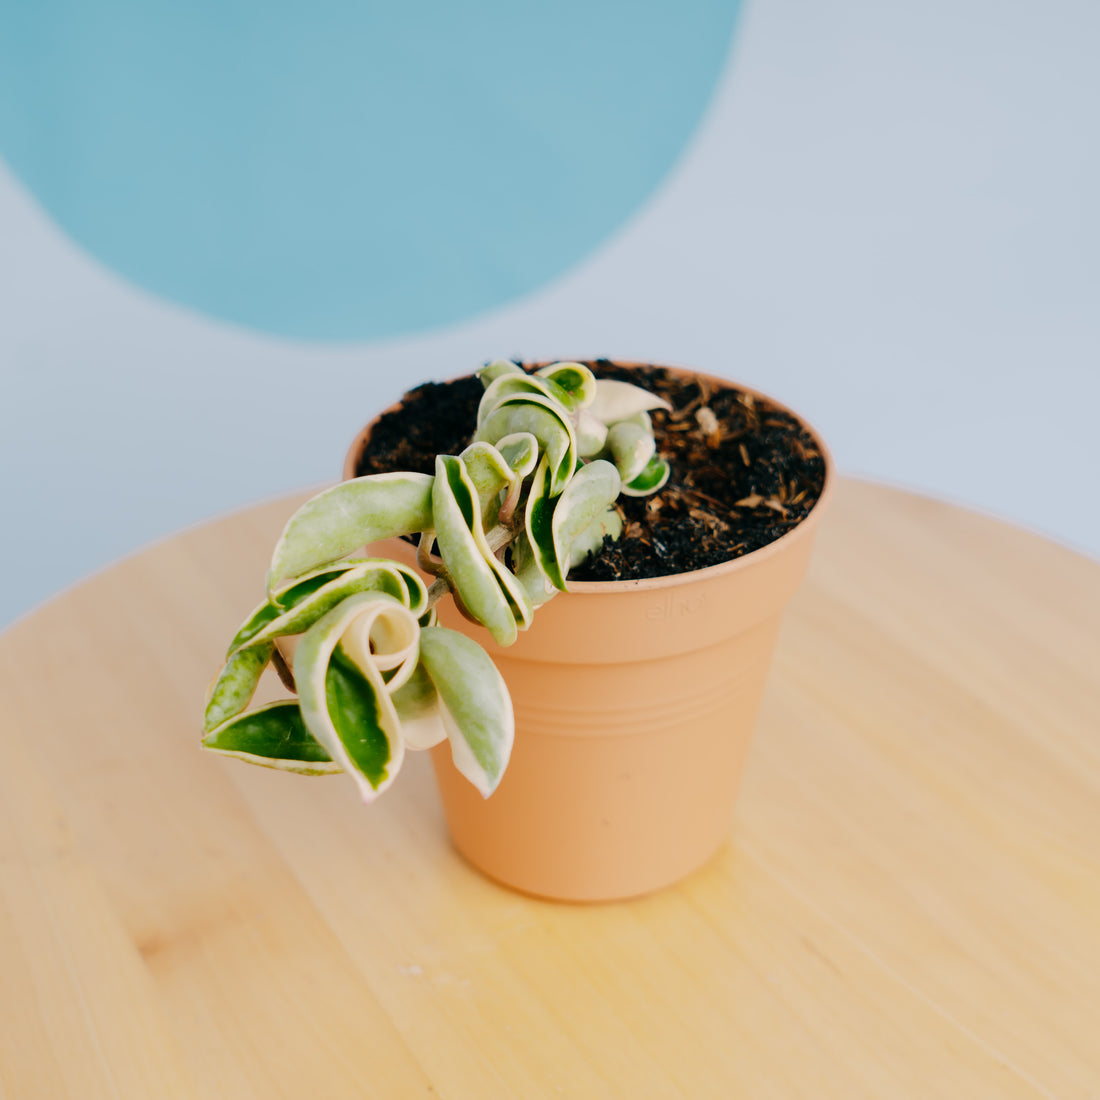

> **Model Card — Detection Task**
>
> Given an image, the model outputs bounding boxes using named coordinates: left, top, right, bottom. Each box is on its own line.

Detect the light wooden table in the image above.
left=1, top=480, right=1097, bottom=1098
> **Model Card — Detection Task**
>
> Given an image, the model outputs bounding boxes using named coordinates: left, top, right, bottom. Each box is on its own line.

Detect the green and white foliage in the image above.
left=203, top=362, right=669, bottom=802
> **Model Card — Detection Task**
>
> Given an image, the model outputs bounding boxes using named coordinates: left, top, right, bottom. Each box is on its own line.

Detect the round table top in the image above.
left=2, top=479, right=1097, bottom=1098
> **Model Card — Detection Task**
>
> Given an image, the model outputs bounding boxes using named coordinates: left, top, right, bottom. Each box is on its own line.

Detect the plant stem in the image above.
left=498, top=481, right=521, bottom=526
left=486, top=524, right=514, bottom=553
left=426, top=577, right=451, bottom=608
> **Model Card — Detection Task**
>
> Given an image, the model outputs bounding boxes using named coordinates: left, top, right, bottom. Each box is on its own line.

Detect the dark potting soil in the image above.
left=353, top=361, right=827, bottom=581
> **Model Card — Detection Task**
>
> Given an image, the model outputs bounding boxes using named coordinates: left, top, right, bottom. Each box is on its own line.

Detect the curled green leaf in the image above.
left=459, top=440, right=516, bottom=529
left=476, top=393, right=577, bottom=496
left=575, top=409, right=609, bottom=458
left=268, top=472, right=434, bottom=594
left=203, top=701, right=340, bottom=775
left=622, top=454, right=671, bottom=497
left=509, top=532, right=557, bottom=608
left=524, top=455, right=564, bottom=592
left=294, top=593, right=414, bottom=801
left=231, top=560, right=428, bottom=658
left=477, top=359, right=524, bottom=386
left=606, top=420, right=657, bottom=485
left=567, top=505, right=624, bottom=569
left=551, top=460, right=622, bottom=587
left=418, top=626, right=514, bottom=798
left=337, top=586, right=422, bottom=693
left=229, top=564, right=355, bottom=653
left=494, top=432, right=539, bottom=479
left=588, top=378, right=672, bottom=424
left=477, top=373, right=575, bottom=428
left=534, top=361, right=597, bottom=410
left=203, top=641, right=276, bottom=733
left=389, top=661, right=447, bottom=749
left=432, top=455, right=532, bottom=646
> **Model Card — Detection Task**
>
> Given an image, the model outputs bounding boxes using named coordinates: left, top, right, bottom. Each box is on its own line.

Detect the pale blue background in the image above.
left=0, top=0, right=739, bottom=339
left=1, top=0, right=1098, bottom=629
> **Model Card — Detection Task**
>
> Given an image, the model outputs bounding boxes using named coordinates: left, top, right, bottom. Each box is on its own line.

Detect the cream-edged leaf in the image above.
left=534, top=361, right=597, bottom=409
left=268, top=472, right=434, bottom=593
left=337, top=591, right=422, bottom=692
left=459, top=440, right=513, bottom=500
left=233, top=561, right=427, bottom=656
left=390, top=661, right=447, bottom=749
left=293, top=593, right=408, bottom=802
left=432, top=456, right=519, bottom=645
left=606, top=421, right=657, bottom=485
left=568, top=506, right=623, bottom=569
left=588, top=378, right=672, bottom=424
left=476, top=394, right=577, bottom=496
left=459, top=440, right=514, bottom=528
left=202, top=701, right=341, bottom=775
left=203, top=642, right=275, bottom=733
left=510, top=533, right=558, bottom=608
left=524, top=455, right=565, bottom=591
left=620, top=409, right=654, bottom=433
left=575, top=409, right=609, bottom=458
left=621, top=455, right=671, bottom=497
left=418, top=626, right=514, bottom=798
left=433, top=455, right=533, bottom=645
left=551, top=460, right=622, bottom=585
left=477, top=373, right=574, bottom=427
left=495, top=432, right=540, bottom=479
left=477, top=359, right=524, bottom=386
left=229, top=564, right=357, bottom=653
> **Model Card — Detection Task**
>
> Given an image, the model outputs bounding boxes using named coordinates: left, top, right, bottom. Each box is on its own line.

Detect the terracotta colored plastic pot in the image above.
left=345, top=364, right=833, bottom=902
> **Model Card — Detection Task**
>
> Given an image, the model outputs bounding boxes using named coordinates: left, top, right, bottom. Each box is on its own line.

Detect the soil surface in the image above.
left=353, top=360, right=827, bottom=581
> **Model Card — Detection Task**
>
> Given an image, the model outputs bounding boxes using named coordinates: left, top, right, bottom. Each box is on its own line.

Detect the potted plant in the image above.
left=203, top=359, right=832, bottom=901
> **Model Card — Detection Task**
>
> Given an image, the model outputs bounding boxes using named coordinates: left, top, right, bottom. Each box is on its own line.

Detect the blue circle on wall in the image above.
left=0, top=2, right=741, bottom=341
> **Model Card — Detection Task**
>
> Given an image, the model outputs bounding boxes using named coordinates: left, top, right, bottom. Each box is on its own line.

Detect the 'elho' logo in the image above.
left=646, top=593, right=705, bottom=620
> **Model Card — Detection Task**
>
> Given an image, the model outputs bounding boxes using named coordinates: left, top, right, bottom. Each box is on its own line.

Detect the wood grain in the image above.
left=1, top=479, right=1097, bottom=1098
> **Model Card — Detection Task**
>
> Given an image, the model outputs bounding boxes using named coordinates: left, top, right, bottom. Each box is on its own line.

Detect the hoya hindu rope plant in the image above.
left=205, top=358, right=832, bottom=900
left=202, top=360, right=673, bottom=806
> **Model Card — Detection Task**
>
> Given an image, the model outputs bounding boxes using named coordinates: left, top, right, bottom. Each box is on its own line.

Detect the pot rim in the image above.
left=343, top=359, right=835, bottom=595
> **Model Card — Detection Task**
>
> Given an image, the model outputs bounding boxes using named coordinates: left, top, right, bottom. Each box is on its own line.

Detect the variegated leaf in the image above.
left=432, top=456, right=532, bottom=646
left=509, top=533, right=557, bottom=608
left=476, top=394, right=577, bottom=496
left=551, top=460, right=622, bottom=585
left=418, top=626, right=514, bottom=798
left=389, top=661, right=447, bottom=749
left=575, top=409, right=609, bottom=458
left=568, top=505, right=624, bottom=569
left=294, top=593, right=410, bottom=801
left=460, top=440, right=513, bottom=499
left=606, top=420, right=657, bottom=485
left=232, top=560, right=427, bottom=657
left=477, top=359, right=524, bottom=386
left=588, top=378, right=672, bottom=424
left=202, top=701, right=340, bottom=775
left=622, top=455, right=671, bottom=497
left=268, top=472, right=434, bottom=593
left=337, top=587, right=421, bottom=692
left=524, top=455, right=565, bottom=591
left=459, top=440, right=514, bottom=528
left=494, top=431, right=539, bottom=479
left=477, top=372, right=574, bottom=428
left=229, top=564, right=355, bottom=653
left=203, top=641, right=276, bottom=733
left=534, top=361, right=597, bottom=410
